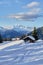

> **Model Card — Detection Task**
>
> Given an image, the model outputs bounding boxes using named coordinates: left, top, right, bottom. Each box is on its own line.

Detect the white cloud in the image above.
left=8, top=8, right=41, bottom=21
left=23, top=2, right=40, bottom=8
left=1, top=1, right=41, bottom=22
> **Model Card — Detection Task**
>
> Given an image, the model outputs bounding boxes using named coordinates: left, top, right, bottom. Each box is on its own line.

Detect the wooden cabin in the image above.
left=23, top=36, right=35, bottom=43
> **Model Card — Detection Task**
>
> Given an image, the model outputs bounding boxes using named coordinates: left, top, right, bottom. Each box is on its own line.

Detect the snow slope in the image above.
left=0, top=40, right=43, bottom=65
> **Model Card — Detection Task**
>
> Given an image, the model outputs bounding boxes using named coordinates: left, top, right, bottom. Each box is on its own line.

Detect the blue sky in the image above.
left=0, top=0, right=43, bottom=28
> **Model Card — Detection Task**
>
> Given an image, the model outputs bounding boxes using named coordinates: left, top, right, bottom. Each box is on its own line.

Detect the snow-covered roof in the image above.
left=23, top=35, right=35, bottom=40
left=27, top=36, right=35, bottom=40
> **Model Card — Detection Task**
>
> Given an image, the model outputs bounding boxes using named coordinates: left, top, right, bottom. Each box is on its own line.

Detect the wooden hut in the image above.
left=23, top=36, right=35, bottom=43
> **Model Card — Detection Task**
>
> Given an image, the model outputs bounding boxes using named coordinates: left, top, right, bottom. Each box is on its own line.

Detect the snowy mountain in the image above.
left=0, top=40, right=43, bottom=65
left=0, top=26, right=43, bottom=39
left=0, top=25, right=33, bottom=38
left=37, top=27, right=43, bottom=39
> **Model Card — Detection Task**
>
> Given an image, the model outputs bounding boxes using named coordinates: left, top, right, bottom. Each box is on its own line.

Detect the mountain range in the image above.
left=0, top=25, right=33, bottom=39
left=0, top=25, right=43, bottom=39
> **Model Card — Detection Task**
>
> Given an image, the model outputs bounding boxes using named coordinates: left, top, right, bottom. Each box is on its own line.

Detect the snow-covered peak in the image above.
left=2, top=26, right=14, bottom=30
left=14, top=24, right=33, bottom=31
left=0, top=25, right=33, bottom=32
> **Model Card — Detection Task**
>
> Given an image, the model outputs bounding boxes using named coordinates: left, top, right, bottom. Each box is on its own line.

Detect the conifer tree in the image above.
left=32, top=27, right=38, bottom=40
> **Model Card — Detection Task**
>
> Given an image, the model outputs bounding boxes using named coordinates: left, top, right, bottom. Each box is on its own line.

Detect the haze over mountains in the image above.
left=0, top=25, right=43, bottom=39
left=0, top=25, right=33, bottom=38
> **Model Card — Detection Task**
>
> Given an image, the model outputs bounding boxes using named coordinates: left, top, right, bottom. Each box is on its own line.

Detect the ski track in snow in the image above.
left=0, top=40, right=43, bottom=65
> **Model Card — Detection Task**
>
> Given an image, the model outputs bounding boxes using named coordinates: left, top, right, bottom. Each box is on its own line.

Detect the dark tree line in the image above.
left=0, top=34, right=3, bottom=43
left=32, top=27, right=39, bottom=40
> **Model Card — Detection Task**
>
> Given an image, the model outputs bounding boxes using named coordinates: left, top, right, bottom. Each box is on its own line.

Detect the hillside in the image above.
left=0, top=40, right=43, bottom=65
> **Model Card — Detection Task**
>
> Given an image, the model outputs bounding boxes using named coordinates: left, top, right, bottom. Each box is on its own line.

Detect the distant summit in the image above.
left=0, top=25, right=33, bottom=39
left=0, top=26, right=43, bottom=39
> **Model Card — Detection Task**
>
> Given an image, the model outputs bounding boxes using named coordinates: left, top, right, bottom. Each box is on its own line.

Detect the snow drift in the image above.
left=0, top=40, right=43, bottom=65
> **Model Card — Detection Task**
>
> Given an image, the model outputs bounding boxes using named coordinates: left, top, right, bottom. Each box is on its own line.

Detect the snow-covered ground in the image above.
left=0, top=40, right=43, bottom=65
